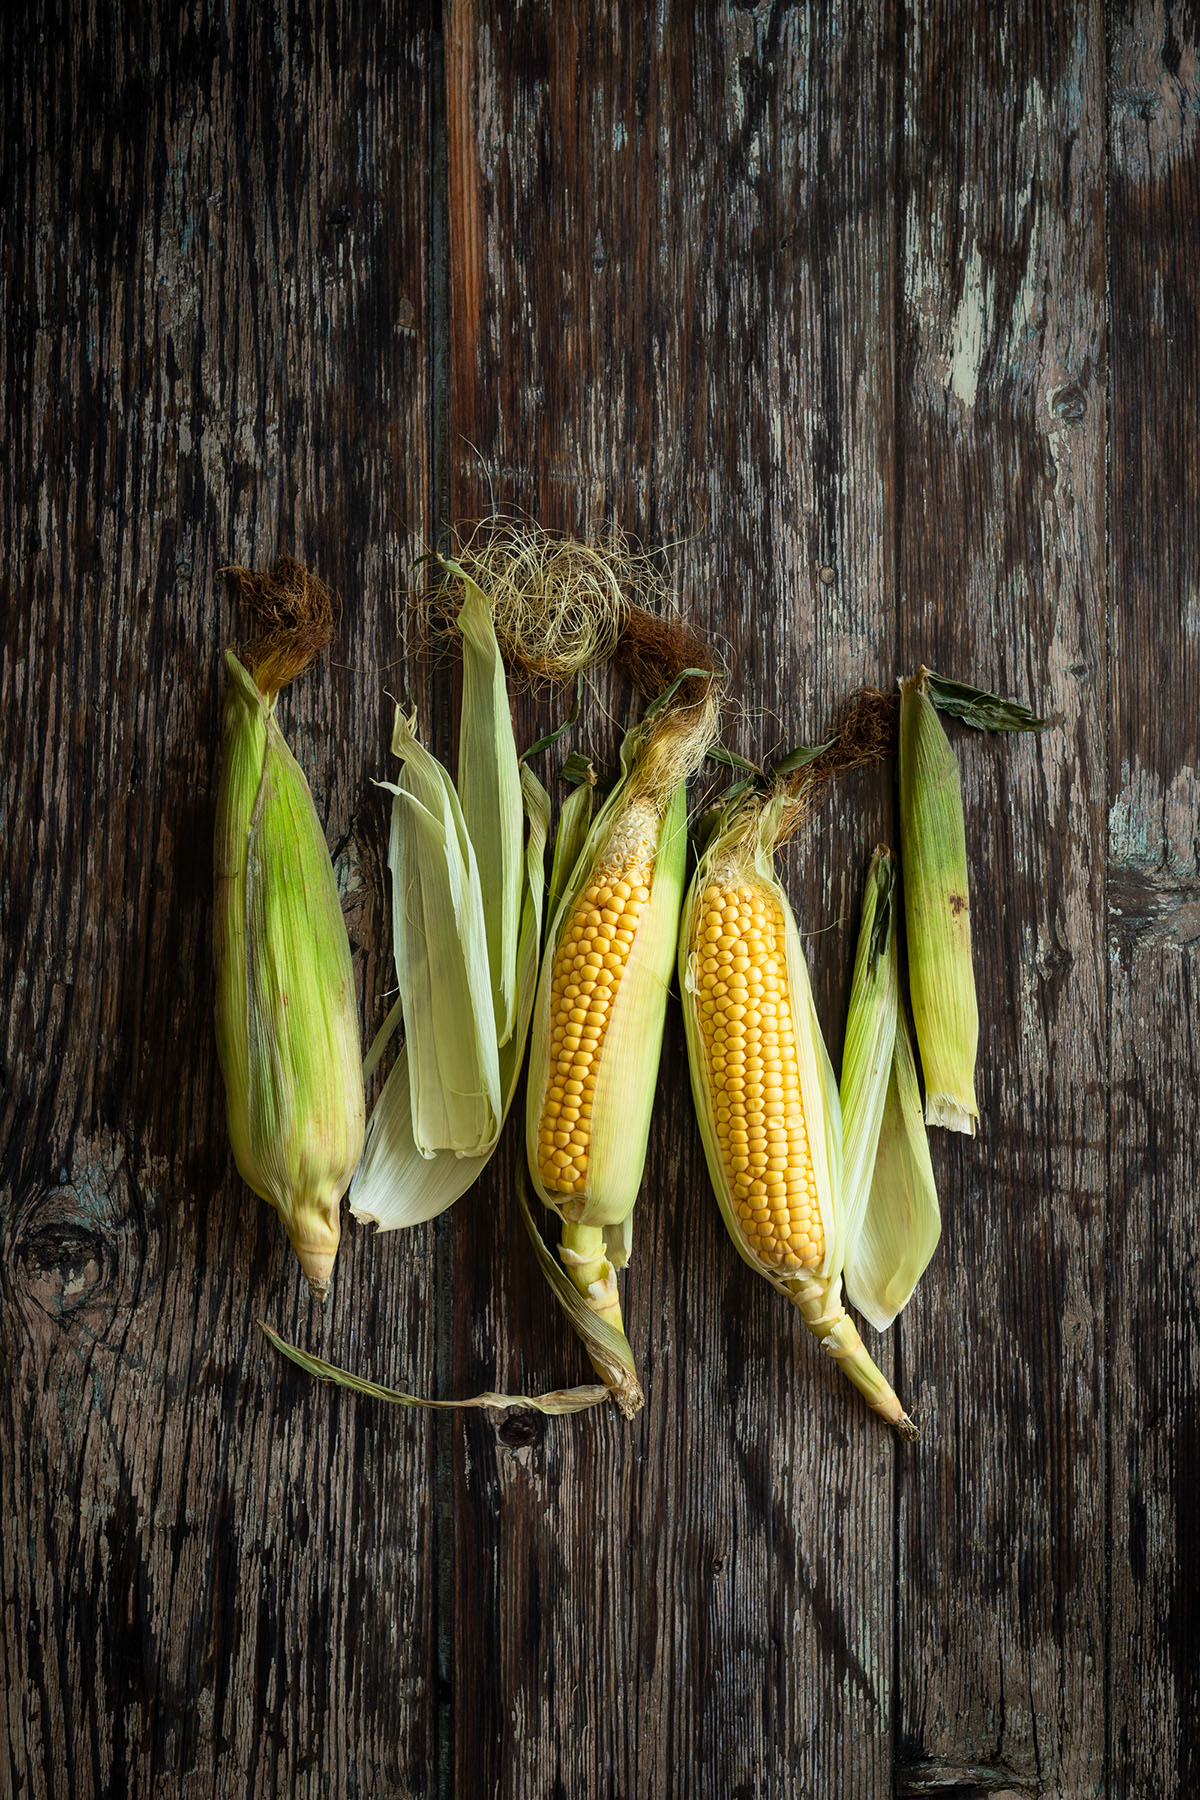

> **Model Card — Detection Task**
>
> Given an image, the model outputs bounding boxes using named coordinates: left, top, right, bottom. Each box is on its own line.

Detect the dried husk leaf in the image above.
left=261, top=1323, right=608, bottom=1415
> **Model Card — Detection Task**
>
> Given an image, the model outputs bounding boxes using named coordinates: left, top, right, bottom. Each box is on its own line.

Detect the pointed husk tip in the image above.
left=294, top=1241, right=338, bottom=1304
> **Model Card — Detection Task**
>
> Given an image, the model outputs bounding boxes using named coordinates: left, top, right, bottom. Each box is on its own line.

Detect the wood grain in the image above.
left=446, top=3, right=902, bottom=1795
left=894, top=3, right=1109, bottom=1794
left=1107, top=3, right=1200, bottom=1793
left=1, top=3, right=438, bottom=1796
left=3, top=0, right=1197, bottom=1795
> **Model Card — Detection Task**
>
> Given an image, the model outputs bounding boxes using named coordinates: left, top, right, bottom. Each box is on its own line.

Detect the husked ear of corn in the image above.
left=679, top=793, right=916, bottom=1437
left=213, top=560, right=364, bottom=1301
left=899, top=667, right=979, bottom=1135
left=839, top=847, right=941, bottom=1330
left=524, top=683, right=719, bottom=1416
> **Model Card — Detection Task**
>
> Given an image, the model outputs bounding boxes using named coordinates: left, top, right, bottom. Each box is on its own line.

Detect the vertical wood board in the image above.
left=445, top=4, right=902, bottom=1796
left=1107, top=2, right=1200, bottom=1793
left=0, top=4, right=438, bottom=1795
left=895, top=4, right=1108, bottom=1794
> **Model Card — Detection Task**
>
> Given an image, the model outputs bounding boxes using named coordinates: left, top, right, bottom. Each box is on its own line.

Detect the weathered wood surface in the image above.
left=1, top=2, right=1196, bottom=1797
left=1107, top=4, right=1200, bottom=1795
left=446, top=4, right=902, bottom=1797
left=894, top=6, right=1109, bottom=1795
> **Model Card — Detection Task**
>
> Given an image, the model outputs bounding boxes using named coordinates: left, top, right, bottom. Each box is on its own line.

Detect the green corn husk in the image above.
left=850, top=1005, right=941, bottom=1331
left=546, top=759, right=595, bottom=927
left=900, top=666, right=979, bottom=1135
left=678, top=792, right=916, bottom=1438
left=213, top=561, right=365, bottom=1301
left=349, top=762, right=550, bottom=1228
left=839, top=847, right=941, bottom=1330
left=450, top=559, right=525, bottom=1045
left=839, top=848, right=900, bottom=1255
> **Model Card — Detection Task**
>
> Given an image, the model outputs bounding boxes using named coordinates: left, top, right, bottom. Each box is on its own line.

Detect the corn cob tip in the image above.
left=292, top=1241, right=338, bottom=1303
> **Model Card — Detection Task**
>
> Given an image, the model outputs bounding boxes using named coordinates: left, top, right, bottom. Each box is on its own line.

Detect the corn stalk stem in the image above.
left=784, top=1272, right=918, bottom=1439
left=558, top=1220, right=643, bottom=1418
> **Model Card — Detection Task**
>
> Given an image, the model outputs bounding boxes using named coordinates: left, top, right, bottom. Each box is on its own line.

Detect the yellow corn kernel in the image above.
left=691, top=881, right=823, bottom=1273
left=536, top=839, right=656, bottom=1194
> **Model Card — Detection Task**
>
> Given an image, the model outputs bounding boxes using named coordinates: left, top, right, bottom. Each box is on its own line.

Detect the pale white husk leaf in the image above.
left=351, top=764, right=549, bottom=1228
left=384, top=709, right=501, bottom=1157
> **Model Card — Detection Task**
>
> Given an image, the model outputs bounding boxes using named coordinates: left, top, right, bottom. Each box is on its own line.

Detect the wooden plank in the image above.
left=445, top=3, right=902, bottom=1795
left=1107, top=4, right=1200, bottom=1792
left=894, top=5, right=1109, bottom=1795
left=0, top=3, right=437, bottom=1795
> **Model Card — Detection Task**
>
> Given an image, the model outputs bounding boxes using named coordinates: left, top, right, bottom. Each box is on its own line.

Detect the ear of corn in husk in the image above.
left=839, top=847, right=941, bottom=1331
left=213, top=557, right=365, bottom=1301
left=525, top=676, right=720, bottom=1416
left=351, top=549, right=567, bottom=1224
left=678, top=785, right=916, bottom=1437
left=899, top=666, right=979, bottom=1135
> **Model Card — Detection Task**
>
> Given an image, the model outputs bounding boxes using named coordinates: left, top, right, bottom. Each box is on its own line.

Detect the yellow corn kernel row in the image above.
left=536, top=852, right=654, bottom=1193
left=693, top=881, right=823, bottom=1272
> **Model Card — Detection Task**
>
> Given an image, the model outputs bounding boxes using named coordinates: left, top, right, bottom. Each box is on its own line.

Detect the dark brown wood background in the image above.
left=3, top=1, right=1196, bottom=1795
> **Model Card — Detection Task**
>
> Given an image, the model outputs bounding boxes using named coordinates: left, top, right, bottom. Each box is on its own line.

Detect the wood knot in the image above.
left=497, top=1410, right=546, bottom=1452
left=1051, top=382, right=1087, bottom=423
left=11, top=1188, right=120, bottom=1319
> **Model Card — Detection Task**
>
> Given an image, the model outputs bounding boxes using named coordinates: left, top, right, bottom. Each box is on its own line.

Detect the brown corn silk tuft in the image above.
left=773, top=686, right=897, bottom=846
left=226, top=555, right=335, bottom=698
left=612, top=604, right=721, bottom=705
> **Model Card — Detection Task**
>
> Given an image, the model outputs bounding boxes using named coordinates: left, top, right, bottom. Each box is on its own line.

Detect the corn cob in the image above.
left=213, top=558, right=364, bottom=1300
left=526, top=681, right=719, bottom=1415
left=680, top=793, right=916, bottom=1437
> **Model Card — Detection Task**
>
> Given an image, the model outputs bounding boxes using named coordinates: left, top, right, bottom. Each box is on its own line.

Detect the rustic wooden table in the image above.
left=4, top=2, right=1196, bottom=1795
